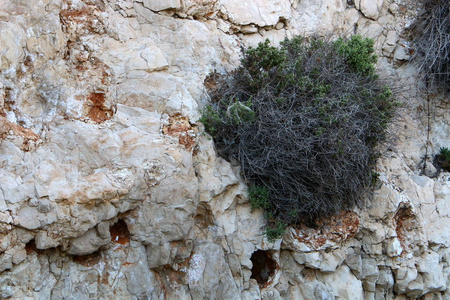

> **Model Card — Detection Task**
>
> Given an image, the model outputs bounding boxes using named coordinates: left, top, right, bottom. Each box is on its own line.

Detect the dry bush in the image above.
left=410, top=0, right=450, bottom=90
left=202, top=36, right=398, bottom=234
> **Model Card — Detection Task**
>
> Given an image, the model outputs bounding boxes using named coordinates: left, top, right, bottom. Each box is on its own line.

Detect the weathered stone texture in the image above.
left=0, top=0, right=448, bottom=299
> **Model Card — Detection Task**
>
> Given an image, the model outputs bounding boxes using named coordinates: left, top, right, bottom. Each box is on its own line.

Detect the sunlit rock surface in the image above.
left=0, top=0, right=448, bottom=299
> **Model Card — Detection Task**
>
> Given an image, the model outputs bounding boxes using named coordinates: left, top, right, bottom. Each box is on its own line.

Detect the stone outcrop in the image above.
left=0, top=0, right=449, bottom=299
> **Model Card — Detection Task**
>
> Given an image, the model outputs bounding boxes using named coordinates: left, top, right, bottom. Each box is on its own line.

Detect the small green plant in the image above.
left=370, top=171, right=380, bottom=187
left=249, top=185, right=270, bottom=210
left=199, top=105, right=222, bottom=136
left=334, top=35, right=378, bottom=76
left=227, top=102, right=256, bottom=125
left=440, top=147, right=450, bottom=160
left=244, top=39, right=286, bottom=73
left=435, top=147, right=450, bottom=171
left=265, top=221, right=286, bottom=242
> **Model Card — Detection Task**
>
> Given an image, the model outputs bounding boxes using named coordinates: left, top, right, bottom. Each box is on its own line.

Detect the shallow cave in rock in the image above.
left=25, top=239, right=38, bottom=255
left=394, top=203, right=418, bottom=252
left=109, top=219, right=130, bottom=245
left=72, top=251, right=102, bottom=267
left=250, top=250, right=277, bottom=286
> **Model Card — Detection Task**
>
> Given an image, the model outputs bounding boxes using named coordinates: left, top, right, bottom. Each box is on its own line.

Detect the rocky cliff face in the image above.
left=0, top=0, right=448, bottom=299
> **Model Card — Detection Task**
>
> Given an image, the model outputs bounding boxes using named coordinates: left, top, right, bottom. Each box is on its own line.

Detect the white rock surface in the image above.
left=355, top=0, right=384, bottom=20
left=142, top=0, right=181, bottom=12
left=0, top=0, right=448, bottom=299
left=221, top=0, right=291, bottom=27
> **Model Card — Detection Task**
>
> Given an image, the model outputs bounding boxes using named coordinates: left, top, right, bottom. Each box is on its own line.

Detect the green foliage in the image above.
left=436, top=147, right=450, bottom=171
left=199, top=105, right=222, bottom=136
left=334, top=35, right=377, bottom=76
left=202, top=35, right=398, bottom=233
left=265, top=221, right=286, bottom=242
left=227, top=102, right=256, bottom=125
left=440, top=147, right=450, bottom=162
left=370, top=171, right=380, bottom=187
left=249, top=185, right=270, bottom=210
left=244, top=39, right=286, bottom=73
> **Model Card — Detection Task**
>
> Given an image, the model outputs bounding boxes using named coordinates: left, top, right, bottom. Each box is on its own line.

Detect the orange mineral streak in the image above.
left=86, top=93, right=114, bottom=123
left=292, top=210, right=360, bottom=250
left=394, top=202, right=417, bottom=253
left=0, top=116, right=40, bottom=151
left=163, top=115, right=197, bottom=151
left=60, top=6, right=105, bottom=37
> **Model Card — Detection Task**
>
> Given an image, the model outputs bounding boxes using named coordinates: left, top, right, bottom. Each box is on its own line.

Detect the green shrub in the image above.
left=334, top=35, right=377, bottom=76
left=410, top=0, right=450, bottom=90
left=265, top=221, right=286, bottom=242
left=202, top=35, right=397, bottom=229
left=199, top=105, right=222, bottom=135
left=249, top=185, right=270, bottom=210
left=370, top=171, right=380, bottom=187
left=440, top=147, right=450, bottom=161
left=435, top=147, right=450, bottom=171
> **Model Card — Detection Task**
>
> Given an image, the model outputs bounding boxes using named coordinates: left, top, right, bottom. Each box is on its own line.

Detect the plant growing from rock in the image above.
left=435, top=147, right=450, bottom=172
left=409, top=0, right=450, bottom=90
left=201, top=35, right=398, bottom=237
left=248, top=185, right=270, bottom=210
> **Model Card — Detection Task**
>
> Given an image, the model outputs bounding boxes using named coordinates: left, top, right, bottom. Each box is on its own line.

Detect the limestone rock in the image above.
left=220, top=0, right=291, bottom=27
left=361, top=258, right=379, bottom=292
left=316, top=265, right=364, bottom=299
left=68, top=226, right=111, bottom=255
left=382, top=30, right=398, bottom=56
left=187, top=243, right=239, bottom=299
left=395, top=266, right=418, bottom=294
left=345, top=252, right=363, bottom=279
left=394, top=43, right=410, bottom=61
left=355, top=0, right=384, bottom=20
left=0, top=22, right=26, bottom=72
left=182, top=0, right=220, bottom=18
left=142, top=0, right=182, bottom=12
left=292, top=250, right=345, bottom=273
left=0, top=0, right=449, bottom=299
left=417, top=251, right=447, bottom=293
left=385, top=238, right=403, bottom=257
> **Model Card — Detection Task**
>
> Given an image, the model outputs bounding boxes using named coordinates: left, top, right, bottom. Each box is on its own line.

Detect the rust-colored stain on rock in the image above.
left=60, top=6, right=105, bottom=37
left=86, top=93, right=114, bottom=123
left=163, top=115, right=197, bottom=151
left=0, top=116, right=40, bottom=151
left=394, top=202, right=418, bottom=253
left=162, top=264, right=187, bottom=285
left=292, top=210, right=360, bottom=250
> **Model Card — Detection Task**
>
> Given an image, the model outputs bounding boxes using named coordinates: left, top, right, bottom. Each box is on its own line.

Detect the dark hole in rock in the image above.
left=25, top=239, right=38, bottom=255
left=72, top=251, right=102, bottom=267
left=110, top=219, right=130, bottom=245
left=250, top=250, right=277, bottom=286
